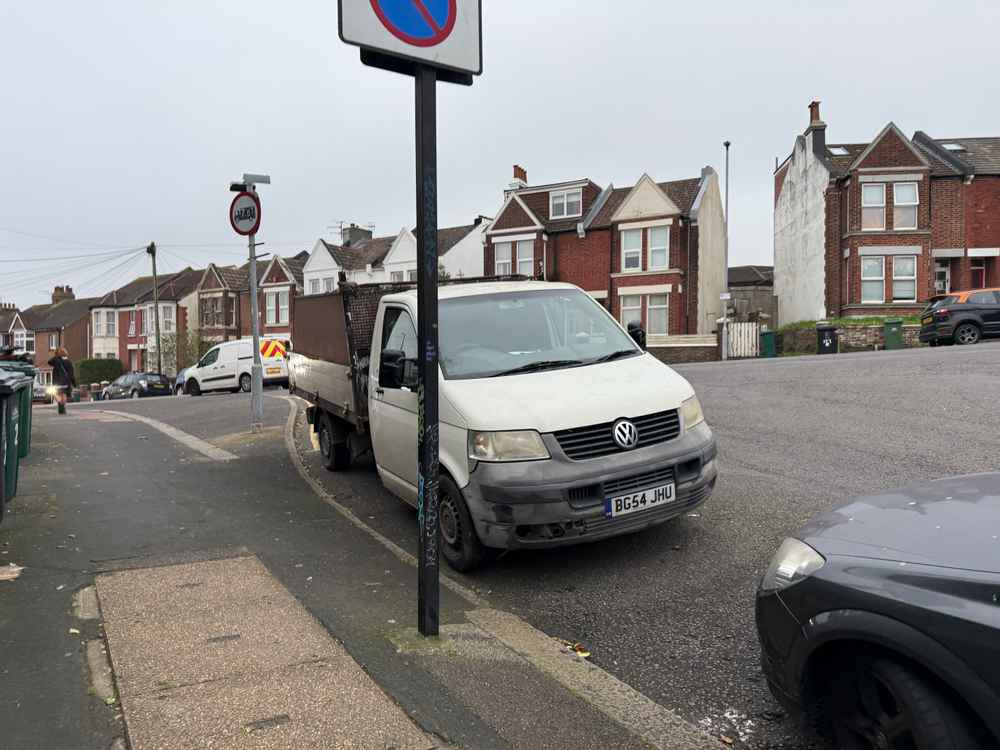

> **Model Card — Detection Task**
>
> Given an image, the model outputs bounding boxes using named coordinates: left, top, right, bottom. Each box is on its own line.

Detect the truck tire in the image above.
left=318, top=413, right=350, bottom=471
left=439, top=474, right=494, bottom=572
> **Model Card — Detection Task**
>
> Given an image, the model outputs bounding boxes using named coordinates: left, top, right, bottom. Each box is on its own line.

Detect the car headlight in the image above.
left=469, top=430, right=550, bottom=462
left=46, top=386, right=58, bottom=396
left=761, top=538, right=825, bottom=592
left=680, top=395, right=705, bottom=431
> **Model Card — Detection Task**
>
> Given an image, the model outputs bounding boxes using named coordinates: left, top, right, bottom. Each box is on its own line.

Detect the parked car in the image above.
left=174, top=365, right=193, bottom=395
left=756, top=473, right=1000, bottom=749
left=183, top=337, right=290, bottom=396
left=920, top=287, right=1000, bottom=345
left=290, top=280, right=717, bottom=571
left=102, top=372, right=173, bottom=400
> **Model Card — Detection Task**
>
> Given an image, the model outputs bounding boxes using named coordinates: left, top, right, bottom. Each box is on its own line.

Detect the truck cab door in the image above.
left=369, top=306, right=419, bottom=499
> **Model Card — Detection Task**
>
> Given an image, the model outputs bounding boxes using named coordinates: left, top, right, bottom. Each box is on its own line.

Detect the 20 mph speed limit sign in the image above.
left=229, top=192, right=261, bottom=236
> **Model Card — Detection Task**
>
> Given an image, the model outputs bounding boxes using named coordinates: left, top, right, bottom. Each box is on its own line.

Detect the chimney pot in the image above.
left=809, top=100, right=821, bottom=124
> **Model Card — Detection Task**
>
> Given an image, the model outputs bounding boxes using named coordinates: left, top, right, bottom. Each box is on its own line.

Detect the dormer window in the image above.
left=829, top=146, right=849, bottom=156
left=550, top=188, right=582, bottom=219
left=941, top=143, right=966, bottom=152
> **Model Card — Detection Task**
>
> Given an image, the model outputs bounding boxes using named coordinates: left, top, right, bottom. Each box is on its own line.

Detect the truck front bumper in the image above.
left=462, top=423, right=717, bottom=550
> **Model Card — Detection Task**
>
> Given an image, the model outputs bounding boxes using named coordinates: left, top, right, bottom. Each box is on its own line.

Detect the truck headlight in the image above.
left=761, top=538, right=825, bottom=592
left=680, top=395, right=705, bottom=431
left=469, top=430, right=550, bottom=462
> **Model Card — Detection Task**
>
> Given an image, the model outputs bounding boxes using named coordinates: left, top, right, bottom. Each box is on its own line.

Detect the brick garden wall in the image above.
left=779, top=324, right=923, bottom=354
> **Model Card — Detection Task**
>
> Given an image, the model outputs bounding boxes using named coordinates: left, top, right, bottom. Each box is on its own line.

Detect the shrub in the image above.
left=78, top=358, right=124, bottom=385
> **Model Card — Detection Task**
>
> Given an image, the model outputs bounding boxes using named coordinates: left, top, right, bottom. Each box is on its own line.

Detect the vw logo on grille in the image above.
left=612, top=419, right=639, bottom=450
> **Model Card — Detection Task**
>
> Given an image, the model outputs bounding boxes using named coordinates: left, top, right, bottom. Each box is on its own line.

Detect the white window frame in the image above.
left=550, top=188, right=583, bottom=219
left=309, top=279, right=320, bottom=295
left=13, top=330, right=26, bottom=351
left=390, top=271, right=404, bottom=283
left=266, top=292, right=278, bottom=325
left=516, top=239, right=534, bottom=276
left=621, top=229, right=642, bottom=272
left=323, top=277, right=335, bottom=293
left=494, top=242, right=512, bottom=275
left=106, top=310, right=116, bottom=337
left=161, top=304, right=174, bottom=333
left=861, top=184, right=886, bottom=231
left=861, top=256, right=885, bottom=303
left=893, top=182, right=918, bottom=231
left=620, top=295, right=642, bottom=327
left=891, top=255, right=917, bottom=302
left=278, top=290, right=289, bottom=324
left=128, top=309, right=136, bottom=336
left=49, top=333, right=58, bottom=350
left=407, top=269, right=418, bottom=282
left=647, top=226, right=669, bottom=270
left=646, top=294, right=668, bottom=335
left=93, top=311, right=103, bottom=337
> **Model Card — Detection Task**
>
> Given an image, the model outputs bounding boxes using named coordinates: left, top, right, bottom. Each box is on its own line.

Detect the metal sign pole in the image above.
left=247, top=204, right=264, bottom=434
left=415, top=63, right=440, bottom=637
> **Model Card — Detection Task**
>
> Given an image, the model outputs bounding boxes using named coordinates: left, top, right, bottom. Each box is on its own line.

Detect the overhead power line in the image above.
left=0, top=246, right=144, bottom=263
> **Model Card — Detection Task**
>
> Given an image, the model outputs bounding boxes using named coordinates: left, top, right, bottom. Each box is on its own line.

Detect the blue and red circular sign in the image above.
left=370, top=0, right=456, bottom=48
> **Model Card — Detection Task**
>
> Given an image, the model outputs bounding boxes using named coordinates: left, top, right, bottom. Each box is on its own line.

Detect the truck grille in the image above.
left=554, top=410, right=681, bottom=460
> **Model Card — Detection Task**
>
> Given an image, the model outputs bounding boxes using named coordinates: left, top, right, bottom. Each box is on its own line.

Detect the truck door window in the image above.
left=200, top=348, right=219, bottom=367
left=380, top=307, right=418, bottom=390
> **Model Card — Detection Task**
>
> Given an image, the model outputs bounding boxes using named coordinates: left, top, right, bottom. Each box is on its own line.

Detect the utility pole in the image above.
left=247, top=190, right=264, bottom=433
left=147, top=242, right=163, bottom=374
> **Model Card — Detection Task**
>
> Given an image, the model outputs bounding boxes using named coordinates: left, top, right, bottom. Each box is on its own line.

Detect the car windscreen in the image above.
left=927, top=295, right=958, bottom=309
left=438, top=288, right=638, bottom=380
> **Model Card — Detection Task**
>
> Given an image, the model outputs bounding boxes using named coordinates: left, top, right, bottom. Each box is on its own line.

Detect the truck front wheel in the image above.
left=318, top=413, right=350, bottom=471
left=439, top=474, right=494, bottom=572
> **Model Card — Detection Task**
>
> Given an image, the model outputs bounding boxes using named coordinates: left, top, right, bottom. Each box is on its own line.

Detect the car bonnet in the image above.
left=800, top=473, right=1000, bottom=573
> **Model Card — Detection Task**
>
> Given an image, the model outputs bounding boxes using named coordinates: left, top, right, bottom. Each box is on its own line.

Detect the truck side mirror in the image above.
left=627, top=321, right=647, bottom=350
left=380, top=349, right=405, bottom=389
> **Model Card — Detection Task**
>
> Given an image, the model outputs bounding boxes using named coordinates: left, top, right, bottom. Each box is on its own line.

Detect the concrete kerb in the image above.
left=281, top=396, right=718, bottom=750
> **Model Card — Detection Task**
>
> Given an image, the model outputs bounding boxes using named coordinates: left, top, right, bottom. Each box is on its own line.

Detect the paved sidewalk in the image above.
left=98, top=556, right=431, bottom=750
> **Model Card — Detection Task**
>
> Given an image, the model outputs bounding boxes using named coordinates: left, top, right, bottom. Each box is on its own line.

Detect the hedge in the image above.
left=776, top=315, right=921, bottom=334
left=78, top=358, right=124, bottom=384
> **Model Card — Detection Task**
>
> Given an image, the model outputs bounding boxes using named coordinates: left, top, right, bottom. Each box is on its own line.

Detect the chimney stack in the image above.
left=341, top=223, right=373, bottom=247
left=806, top=100, right=827, bottom=159
left=505, top=164, right=528, bottom=199
left=51, top=285, right=76, bottom=304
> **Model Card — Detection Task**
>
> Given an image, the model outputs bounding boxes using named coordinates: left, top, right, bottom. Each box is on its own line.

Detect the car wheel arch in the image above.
left=793, top=609, right=1000, bottom=744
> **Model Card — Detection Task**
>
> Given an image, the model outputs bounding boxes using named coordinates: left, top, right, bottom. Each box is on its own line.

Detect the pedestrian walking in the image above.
left=48, top=347, right=76, bottom=414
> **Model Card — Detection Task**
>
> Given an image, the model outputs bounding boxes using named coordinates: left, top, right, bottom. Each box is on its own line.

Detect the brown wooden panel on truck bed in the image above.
left=291, top=293, right=351, bottom=365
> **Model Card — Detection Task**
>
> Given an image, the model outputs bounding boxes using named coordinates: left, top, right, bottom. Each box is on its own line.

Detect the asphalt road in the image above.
left=296, top=342, right=1000, bottom=749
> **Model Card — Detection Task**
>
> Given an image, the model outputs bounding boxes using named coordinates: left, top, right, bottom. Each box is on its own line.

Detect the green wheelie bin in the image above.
left=0, top=371, right=32, bottom=523
left=0, top=362, right=37, bottom=457
left=883, top=318, right=904, bottom=351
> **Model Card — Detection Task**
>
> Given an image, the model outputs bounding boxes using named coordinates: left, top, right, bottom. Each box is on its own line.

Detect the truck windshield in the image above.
left=438, top=289, right=640, bottom=380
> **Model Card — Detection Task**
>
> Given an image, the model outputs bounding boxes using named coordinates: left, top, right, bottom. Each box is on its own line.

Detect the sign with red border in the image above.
left=339, top=0, right=481, bottom=76
left=229, top=192, right=261, bottom=236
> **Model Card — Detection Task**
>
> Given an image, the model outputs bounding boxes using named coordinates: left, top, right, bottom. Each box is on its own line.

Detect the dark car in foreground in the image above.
left=101, top=372, right=172, bottom=400
left=920, top=288, right=1000, bottom=345
left=756, top=473, right=1000, bottom=749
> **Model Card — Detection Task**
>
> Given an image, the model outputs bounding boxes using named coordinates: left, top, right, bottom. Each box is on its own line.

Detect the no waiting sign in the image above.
left=339, top=0, right=482, bottom=76
left=229, top=192, right=261, bottom=236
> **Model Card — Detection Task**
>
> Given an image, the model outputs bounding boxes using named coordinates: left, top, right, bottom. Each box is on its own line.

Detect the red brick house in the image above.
left=197, top=263, right=247, bottom=343
left=774, top=101, right=1000, bottom=323
left=21, top=287, right=97, bottom=385
left=485, top=165, right=727, bottom=358
left=238, top=251, right=308, bottom=339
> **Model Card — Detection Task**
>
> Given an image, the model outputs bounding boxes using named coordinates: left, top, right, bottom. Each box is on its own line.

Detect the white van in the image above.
left=184, top=337, right=290, bottom=395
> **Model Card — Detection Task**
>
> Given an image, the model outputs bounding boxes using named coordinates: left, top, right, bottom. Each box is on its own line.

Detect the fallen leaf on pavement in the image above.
left=68, top=628, right=80, bottom=635
left=99, top=472, right=109, bottom=476
left=720, top=736, right=734, bottom=745
left=0, top=564, right=25, bottom=581
left=556, top=638, right=591, bottom=658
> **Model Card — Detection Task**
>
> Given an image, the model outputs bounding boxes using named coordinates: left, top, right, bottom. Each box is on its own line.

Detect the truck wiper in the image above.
left=493, top=359, right=583, bottom=377
left=593, top=349, right=638, bottom=363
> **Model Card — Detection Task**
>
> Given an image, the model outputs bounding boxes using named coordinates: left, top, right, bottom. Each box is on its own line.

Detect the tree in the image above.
left=438, top=262, right=451, bottom=281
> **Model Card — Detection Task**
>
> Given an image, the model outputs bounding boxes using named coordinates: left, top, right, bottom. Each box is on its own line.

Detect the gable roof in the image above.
left=282, top=251, right=309, bottom=287
left=31, top=297, right=100, bottom=331
left=20, top=304, right=52, bottom=329
left=489, top=193, right=543, bottom=234
left=847, top=122, right=932, bottom=172
left=590, top=176, right=703, bottom=228
left=136, top=267, right=204, bottom=304
left=436, top=223, right=480, bottom=255
left=319, top=235, right=397, bottom=271
left=0, top=309, right=20, bottom=334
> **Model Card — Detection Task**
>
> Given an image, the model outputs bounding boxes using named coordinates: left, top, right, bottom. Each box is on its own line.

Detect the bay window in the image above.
left=622, top=230, right=642, bottom=271
left=862, top=184, right=885, bottom=230
left=647, top=294, right=668, bottom=334
left=517, top=239, right=534, bottom=276
left=892, top=256, right=916, bottom=302
left=128, top=309, right=136, bottom=336
left=494, top=242, right=512, bottom=275
left=162, top=305, right=174, bottom=333
left=106, top=311, right=116, bottom=337
left=93, top=311, right=103, bottom=337
left=861, top=257, right=885, bottom=303
left=893, top=183, right=918, bottom=230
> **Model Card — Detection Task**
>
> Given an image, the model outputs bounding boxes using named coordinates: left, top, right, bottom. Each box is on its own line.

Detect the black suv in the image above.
left=920, top=288, right=1000, bottom=345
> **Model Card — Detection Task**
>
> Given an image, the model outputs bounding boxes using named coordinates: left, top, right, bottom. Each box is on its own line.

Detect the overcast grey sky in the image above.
left=3, top=0, right=999, bottom=307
